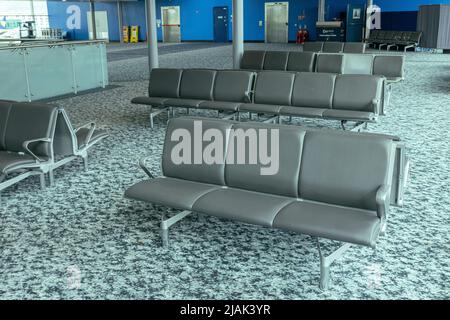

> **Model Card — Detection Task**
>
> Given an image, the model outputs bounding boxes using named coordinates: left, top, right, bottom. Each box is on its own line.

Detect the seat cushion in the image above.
left=279, top=106, right=325, bottom=118
left=322, top=109, right=376, bottom=121
left=76, top=129, right=108, bottom=149
left=198, top=101, right=242, bottom=112
left=241, top=50, right=266, bottom=70
left=148, top=68, right=182, bottom=98
left=125, top=177, right=220, bottom=210
left=131, top=97, right=168, bottom=107
left=292, top=73, right=336, bottom=108
left=287, top=52, right=316, bottom=72
left=239, top=103, right=282, bottom=114
left=273, top=200, right=381, bottom=246
left=0, top=151, right=38, bottom=174
left=164, top=98, right=204, bottom=108
left=263, top=51, right=289, bottom=70
left=192, top=188, right=294, bottom=227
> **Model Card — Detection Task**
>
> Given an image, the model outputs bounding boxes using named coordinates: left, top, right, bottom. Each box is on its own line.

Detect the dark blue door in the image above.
left=346, top=4, right=365, bottom=42
left=213, top=6, right=228, bottom=42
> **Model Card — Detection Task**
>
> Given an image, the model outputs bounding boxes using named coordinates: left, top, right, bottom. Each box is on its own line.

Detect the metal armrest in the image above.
left=244, top=90, right=254, bottom=103
left=75, top=122, right=96, bottom=146
left=371, top=98, right=381, bottom=114
left=22, top=137, right=52, bottom=162
left=139, top=157, right=156, bottom=179
left=376, top=184, right=390, bottom=221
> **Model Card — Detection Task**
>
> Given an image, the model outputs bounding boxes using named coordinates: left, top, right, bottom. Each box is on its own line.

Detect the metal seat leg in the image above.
left=317, top=239, right=352, bottom=290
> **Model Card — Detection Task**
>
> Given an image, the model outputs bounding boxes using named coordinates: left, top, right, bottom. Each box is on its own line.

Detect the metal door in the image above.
left=265, top=2, right=288, bottom=43
left=87, top=11, right=109, bottom=40
left=213, top=6, right=228, bottom=42
left=346, top=4, right=365, bottom=42
left=161, top=6, right=180, bottom=43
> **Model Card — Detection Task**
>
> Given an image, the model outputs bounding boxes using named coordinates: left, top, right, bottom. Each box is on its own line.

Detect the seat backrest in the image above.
left=303, top=42, right=324, bottom=52
left=373, top=55, right=405, bottom=80
left=241, top=50, right=266, bottom=70
left=263, top=51, right=289, bottom=70
left=4, top=102, right=58, bottom=157
left=292, top=73, right=336, bottom=109
left=148, top=68, right=183, bottom=98
left=253, top=71, right=295, bottom=106
left=299, top=130, right=395, bottom=210
left=333, top=75, right=384, bottom=112
left=162, top=117, right=233, bottom=186
left=384, top=30, right=395, bottom=41
left=343, top=42, right=366, bottom=53
left=400, top=31, right=410, bottom=42
left=342, top=54, right=374, bottom=75
left=0, top=100, right=13, bottom=151
left=213, top=70, right=255, bottom=103
left=316, top=53, right=345, bottom=74
left=322, top=42, right=344, bottom=53
left=225, top=122, right=305, bottom=197
left=377, top=30, right=387, bottom=41
left=53, top=108, right=77, bottom=157
left=287, top=51, right=316, bottom=72
left=409, top=31, right=422, bottom=43
left=179, top=69, right=217, bottom=100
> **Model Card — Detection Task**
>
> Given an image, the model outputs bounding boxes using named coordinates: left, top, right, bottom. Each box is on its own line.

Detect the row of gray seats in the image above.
left=0, top=100, right=108, bottom=198
left=240, top=50, right=405, bottom=83
left=131, top=68, right=386, bottom=130
left=125, top=117, right=409, bottom=289
left=303, top=41, right=366, bottom=53
left=367, top=30, right=422, bottom=52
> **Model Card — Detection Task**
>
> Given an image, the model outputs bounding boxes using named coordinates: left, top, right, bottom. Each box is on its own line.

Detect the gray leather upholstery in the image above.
left=279, top=106, right=325, bottom=118
left=373, top=55, right=405, bottom=82
left=4, top=102, right=57, bottom=157
left=299, top=130, right=393, bottom=211
left=125, top=177, right=219, bottom=210
left=273, top=200, right=380, bottom=246
left=342, top=54, right=373, bottom=75
left=198, top=101, right=242, bottom=112
left=333, top=75, right=383, bottom=112
left=213, top=70, right=254, bottom=102
left=303, top=42, right=323, bottom=52
left=253, top=71, right=295, bottom=106
left=239, top=103, right=282, bottom=114
left=225, top=122, right=305, bottom=197
left=287, top=52, right=316, bottom=72
left=263, top=51, right=289, bottom=70
left=322, top=42, right=344, bottom=53
left=179, top=69, right=216, bottom=100
left=0, top=151, right=37, bottom=174
left=292, top=72, right=336, bottom=108
left=76, top=128, right=109, bottom=149
left=130, top=97, right=168, bottom=107
left=164, top=98, right=204, bottom=108
left=316, top=54, right=345, bottom=74
left=343, top=42, right=366, bottom=53
left=0, top=100, right=12, bottom=151
left=193, top=188, right=293, bottom=227
left=162, top=117, right=233, bottom=185
left=240, top=50, right=266, bottom=70
left=148, top=68, right=182, bottom=98
left=322, top=109, right=376, bottom=121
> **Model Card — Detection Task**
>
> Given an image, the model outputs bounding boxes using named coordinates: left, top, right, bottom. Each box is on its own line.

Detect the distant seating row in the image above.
left=132, top=68, right=386, bottom=131
left=0, top=100, right=108, bottom=198
left=303, top=41, right=366, bottom=53
left=367, top=30, right=422, bottom=52
left=240, top=50, right=405, bottom=83
left=125, top=117, right=410, bottom=289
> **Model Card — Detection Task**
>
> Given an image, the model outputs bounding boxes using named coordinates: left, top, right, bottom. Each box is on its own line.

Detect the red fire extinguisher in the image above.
left=296, top=26, right=309, bottom=44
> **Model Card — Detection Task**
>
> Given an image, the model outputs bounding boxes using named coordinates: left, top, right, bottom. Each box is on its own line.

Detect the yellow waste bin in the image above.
left=130, top=26, right=139, bottom=43
left=122, top=26, right=130, bottom=43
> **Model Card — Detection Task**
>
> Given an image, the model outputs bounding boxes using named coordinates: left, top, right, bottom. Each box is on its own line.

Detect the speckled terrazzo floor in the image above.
left=0, top=43, right=449, bottom=299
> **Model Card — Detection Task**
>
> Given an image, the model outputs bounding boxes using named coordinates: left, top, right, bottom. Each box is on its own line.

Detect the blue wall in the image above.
left=48, top=0, right=449, bottom=42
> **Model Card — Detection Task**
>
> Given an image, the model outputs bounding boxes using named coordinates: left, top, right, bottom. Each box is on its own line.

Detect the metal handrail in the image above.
left=0, top=40, right=107, bottom=51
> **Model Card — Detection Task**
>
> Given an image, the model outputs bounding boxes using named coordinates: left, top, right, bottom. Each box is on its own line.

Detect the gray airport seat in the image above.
left=240, top=50, right=266, bottom=70
left=322, top=42, right=344, bottom=53
left=316, top=53, right=345, bottom=74
left=303, top=41, right=324, bottom=52
left=343, top=42, right=366, bottom=53
left=286, top=52, right=316, bottom=72
left=373, top=55, right=405, bottom=82
left=342, top=53, right=374, bottom=75
left=125, top=117, right=406, bottom=289
left=263, top=51, right=289, bottom=70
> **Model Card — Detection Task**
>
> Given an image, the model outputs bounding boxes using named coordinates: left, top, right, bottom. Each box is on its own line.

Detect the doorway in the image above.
left=213, top=6, right=228, bottom=42
left=265, top=2, right=289, bottom=43
left=161, top=6, right=181, bottom=43
left=87, top=11, right=109, bottom=40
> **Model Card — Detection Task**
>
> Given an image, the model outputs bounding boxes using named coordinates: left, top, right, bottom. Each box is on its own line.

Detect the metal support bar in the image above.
left=146, top=0, right=159, bottom=70
left=232, top=0, right=244, bottom=69
left=90, top=1, right=97, bottom=40
left=160, top=210, right=192, bottom=248
left=149, top=107, right=168, bottom=129
left=316, top=239, right=352, bottom=290
left=222, top=112, right=238, bottom=120
left=262, top=115, right=279, bottom=124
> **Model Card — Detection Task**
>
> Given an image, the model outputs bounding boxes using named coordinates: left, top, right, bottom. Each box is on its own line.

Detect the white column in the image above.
left=365, top=0, right=374, bottom=40
left=146, top=0, right=159, bottom=70
left=318, top=0, right=326, bottom=22
left=232, top=0, right=244, bottom=69
left=90, top=0, right=97, bottom=40
left=117, top=1, right=124, bottom=43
